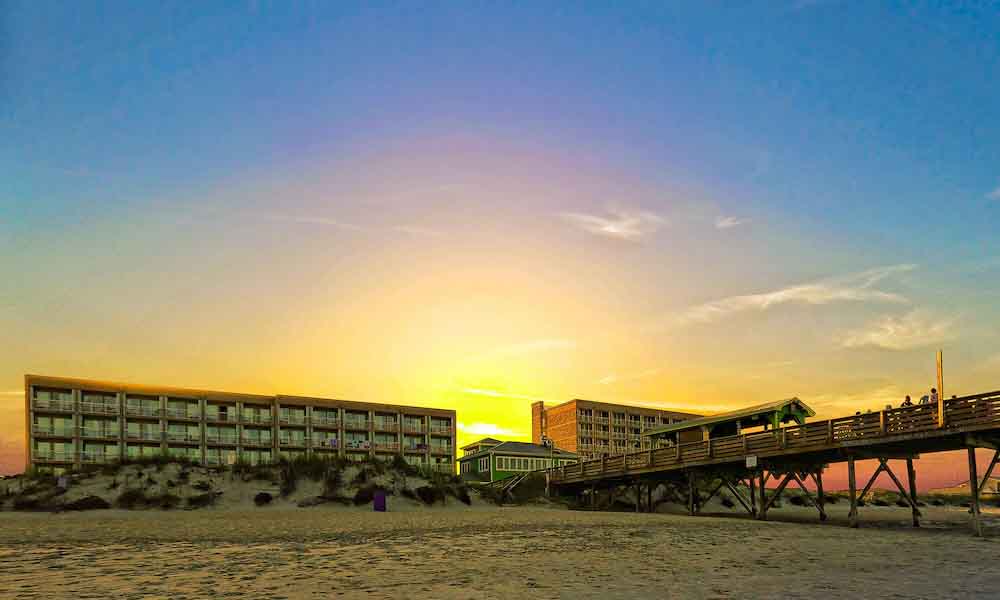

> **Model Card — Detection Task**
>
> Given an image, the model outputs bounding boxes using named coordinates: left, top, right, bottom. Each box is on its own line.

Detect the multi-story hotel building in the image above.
left=531, top=399, right=700, bottom=460
left=24, top=375, right=456, bottom=473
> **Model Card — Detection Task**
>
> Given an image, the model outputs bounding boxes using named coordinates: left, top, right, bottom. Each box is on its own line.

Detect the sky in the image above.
left=1, top=2, right=998, bottom=488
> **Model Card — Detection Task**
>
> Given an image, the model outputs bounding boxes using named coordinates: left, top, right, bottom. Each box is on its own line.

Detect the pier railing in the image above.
left=550, top=391, right=1000, bottom=484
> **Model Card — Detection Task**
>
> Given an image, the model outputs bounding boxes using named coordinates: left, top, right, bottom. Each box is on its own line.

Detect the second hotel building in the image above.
left=25, top=375, right=456, bottom=473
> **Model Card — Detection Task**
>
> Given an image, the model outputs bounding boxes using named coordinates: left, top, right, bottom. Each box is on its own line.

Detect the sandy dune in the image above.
left=2, top=504, right=999, bottom=599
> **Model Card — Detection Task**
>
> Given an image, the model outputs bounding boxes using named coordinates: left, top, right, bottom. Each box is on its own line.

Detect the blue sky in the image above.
left=1, top=2, right=999, bottom=474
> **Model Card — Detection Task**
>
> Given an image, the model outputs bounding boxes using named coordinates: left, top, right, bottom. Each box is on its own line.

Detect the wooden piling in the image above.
left=967, top=447, right=983, bottom=537
left=758, top=471, right=767, bottom=521
left=848, top=456, right=858, bottom=528
left=815, top=469, right=826, bottom=522
left=906, top=458, right=920, bottom=528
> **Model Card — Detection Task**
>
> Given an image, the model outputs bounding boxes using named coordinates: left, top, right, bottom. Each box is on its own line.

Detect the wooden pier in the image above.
left=547, top=390, right=1000, bottom=535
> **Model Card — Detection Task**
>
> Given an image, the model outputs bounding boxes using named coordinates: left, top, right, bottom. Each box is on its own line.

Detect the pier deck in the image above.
left=547, top=391, right=1000, bottom=535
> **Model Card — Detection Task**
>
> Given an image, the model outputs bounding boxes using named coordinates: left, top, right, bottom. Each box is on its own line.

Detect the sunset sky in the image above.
left=2, top=3, right=998, bottom=487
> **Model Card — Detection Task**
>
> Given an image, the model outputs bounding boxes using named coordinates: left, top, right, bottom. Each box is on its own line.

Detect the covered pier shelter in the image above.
left=642, top=398, right=816, bottom=445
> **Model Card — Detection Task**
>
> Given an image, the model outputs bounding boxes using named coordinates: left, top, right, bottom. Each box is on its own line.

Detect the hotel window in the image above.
left=461, top=462, right=471, bottom=474
left=479, top=456, right=489, bottom=472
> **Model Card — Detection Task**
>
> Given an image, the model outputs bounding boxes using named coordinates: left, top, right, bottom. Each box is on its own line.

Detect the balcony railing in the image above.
left=311, top=415, right=340, bottom=428
left=402, top=423, right=426, bottom=433
left=205, top=412, right=238, bottom=423
left=81, top=428, right=118, bottom=439
left=343, top=419, right=371, bottom=430
left=165, top=407, right=200, bottom=420
left=125, top=431, right=163, bottom=442
left=32, top=426, right=74, bottom=437
left=125, top=405, right=161, bottom=418
left=204, top=455, right=224, bottom=466
left=373, top=420, right=399, bottom=432
left=32, top=399, right=75, bottom=412
left=279, top=415, right=307, bottom=426
left=429, top=425, right=453, bottom=435
left=279, top=437, right=308, bottom=447
left=344, top=440, right=372, bottom=450
left=81, top=452, right=115, bottom=464
left=165, top=431, right=202, bottom=443
left=403, top=444, right=428, bottom=452
left=242, top=414, right=273, bottom=425
left=34, top=451, right=74, bottom=462
left=242, top=436, right=273, bottom=447
left=312, top=438, right=338, bottom=448
left=205, top=433, right=238, bottom=445
left=373, top=442, right=400, bottom=451
left=80, top=402, right=119, bottom=415
left=430, top=446, right=453, bottom=455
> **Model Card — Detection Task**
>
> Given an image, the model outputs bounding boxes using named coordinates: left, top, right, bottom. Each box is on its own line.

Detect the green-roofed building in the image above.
left=642, top=397, right=816, bottom=445
left=457, top=438, right=579, bottom=483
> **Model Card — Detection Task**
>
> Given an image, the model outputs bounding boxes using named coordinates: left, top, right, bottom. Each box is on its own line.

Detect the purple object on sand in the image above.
left=373, top=489, right=386, bottom=512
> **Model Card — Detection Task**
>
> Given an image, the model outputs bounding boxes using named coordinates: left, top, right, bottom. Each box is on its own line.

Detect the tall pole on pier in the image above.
left=937, top=350, right=945, bottom=428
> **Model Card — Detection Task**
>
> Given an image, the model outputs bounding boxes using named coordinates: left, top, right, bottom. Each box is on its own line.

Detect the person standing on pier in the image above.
left=901, top=396, right=913, bottom=407
left=930, top=388, right=939, bottom=404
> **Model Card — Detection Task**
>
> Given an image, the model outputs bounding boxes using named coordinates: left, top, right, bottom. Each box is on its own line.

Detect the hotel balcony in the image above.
left=278, top=437, right=308, bottom=448
left=31, top=399, right=75, bottom=413
left=31, top=426, right=75, bottom=438
left=373, top=442, right=400, bottom=452
left=164, top=407, right=201, bottom=421
left=242, top=414, right=273, bottom=426
left=80, top=428, right=119, bottom=440
left=125, top=406, right=162, bottom=419
left=430, top=446, right=452, bottom=456
left=241, top=437, right=273, bottom=448
left=577, top=443, right=593, bottom=452
left=577, top=415, right=593, bottom=423
left=204, top=455, right=224, bottom=466
left=80, top=402, right=120, bottom=416
left=373, top=420, right=399, bottom=432
left=402, top=423, right=426, bottom=434
left=344, top=441, right=372, bottom=451
left=205, top=433, right=238, bottom=446
left=164, top=431, right=202, bottom=444
left=125, top=431, right=163, bottom=442
left=279, top=415, right=307, bottom=426
left=312, top=438, right=338, bottom=449
left=429, top=464, right=455, bottom=473
left=429, top=425, right=453, bottom=435
left=34, top=451, right=74, bottom=463
left=594, top=417, right=609, bottom=425
left=343, top=419, right=371, bottom=431
left=205, top=412, right=238, bottom=424
left=403, top=444, right=427, bottom=453
left=310, top=415, right=340, bottom=429
left=80, top=451, right=115, bottom=464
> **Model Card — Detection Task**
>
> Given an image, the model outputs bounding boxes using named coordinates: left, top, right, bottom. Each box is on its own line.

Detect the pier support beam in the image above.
left=758, top=471, right=768, bottom=521
left=635, top=481, right=641, bottom=513
left=968, top=447, right=983, bottom=537
left=906, top=458, right=920, bottom=528
left=813, top=469, right=826, bottom=521
left=748, top=475, right=757, bottom=518
left=848, top=456, right=858, bottom=528
left=687, top=472, right=694, bottom=515
left=647, top=482, right=653, bottom=513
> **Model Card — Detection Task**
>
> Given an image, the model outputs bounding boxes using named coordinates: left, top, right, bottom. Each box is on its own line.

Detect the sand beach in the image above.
left=2, top=502, right=999, bottom=600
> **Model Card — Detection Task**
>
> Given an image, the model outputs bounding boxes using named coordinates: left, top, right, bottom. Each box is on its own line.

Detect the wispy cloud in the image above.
left=258, top=213, right=367, bottom=231
left=559, top=207, right=666, bottom=241
left=598, top=368, right=662, bottom=386
left=459, top=388, right=554, bottom=403
left=838, top=309, right=957, bottom=351
left=986, top=186, right=1000, bottom=201
left=657, top=264, right=916, bottom=330
left=391, top=225, right=445, bottom=238
left=714, top=216, right=749, bottom=230
left=457, top=421, right=526, bottom=438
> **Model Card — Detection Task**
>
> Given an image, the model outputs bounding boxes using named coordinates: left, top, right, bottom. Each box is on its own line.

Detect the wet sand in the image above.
left=2, top=505, right=999, bottom=599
